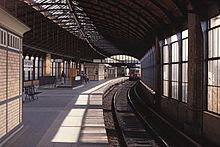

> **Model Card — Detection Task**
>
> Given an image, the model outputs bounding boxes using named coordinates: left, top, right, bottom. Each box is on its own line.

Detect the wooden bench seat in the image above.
left=24, top=85, right=41, bottom=100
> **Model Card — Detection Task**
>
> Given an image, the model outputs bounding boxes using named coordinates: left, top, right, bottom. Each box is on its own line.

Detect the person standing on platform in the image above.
left=61, top=71, right=66, bottom=84
left=84, top=73, right=88, bottom=84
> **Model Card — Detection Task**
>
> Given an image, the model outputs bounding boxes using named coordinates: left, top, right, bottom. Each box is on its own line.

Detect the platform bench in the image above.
left=24, top=85, right=41, bottom=100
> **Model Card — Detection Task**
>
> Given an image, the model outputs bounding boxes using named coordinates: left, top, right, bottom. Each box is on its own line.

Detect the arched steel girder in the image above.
left=146, top=0, right=178, bottom=23
left=80, top=9, right=146, bottom=39
left=103, top=0, right=162, bottom=28
left=86, top=14, right=144, bottom=40
left=88, top=15, right=145, bottom=39
left=79, top=0, right=155, bottom=33
left=91, top=23, right=140, bottom=42
left=81, top=7, right=153, bottom=38
left=79, top=0, right=183, bottom=29
left=130, top=0, right=186, bottom=28
left=168, top=0, right=188, bottom=17
left=128, top=0, right=166, bottom=25
left=90, top=15, right=144, bottom=38
left=80, top=0, right=161, bottom=30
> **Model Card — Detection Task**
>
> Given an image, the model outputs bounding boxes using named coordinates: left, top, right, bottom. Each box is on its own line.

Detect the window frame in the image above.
left=207, top=18, right=220, bottom=114
left=161, top=31, right=189, bottom=103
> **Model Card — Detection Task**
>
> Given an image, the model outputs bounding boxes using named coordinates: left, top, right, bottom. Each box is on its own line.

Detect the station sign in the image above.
left=24, top=59, right=33, bottom=68
left=54, top=59, right=63, bottom=62
left=93, top=59, right=102, bottom=63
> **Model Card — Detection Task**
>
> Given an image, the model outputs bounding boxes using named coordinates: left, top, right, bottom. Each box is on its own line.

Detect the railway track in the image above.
left=127, top=83, right=202, bottom=147
left=105, top=80, right=202, bottom=147
left=111, top=81, right=168, bottom=147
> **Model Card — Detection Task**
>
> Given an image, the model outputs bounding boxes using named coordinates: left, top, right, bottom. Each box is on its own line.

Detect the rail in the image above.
left=131, top=84, right=202, bottom=147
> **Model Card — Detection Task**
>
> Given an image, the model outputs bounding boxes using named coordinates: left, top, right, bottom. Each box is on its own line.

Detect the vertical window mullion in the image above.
left=169, top=43, right=172, bottom=98
left=179, top=36, right=182, bottom=102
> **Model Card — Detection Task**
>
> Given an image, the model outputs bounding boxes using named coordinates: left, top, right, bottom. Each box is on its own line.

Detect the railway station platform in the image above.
left=3, top=78, right=127, bottom=147
left=1, top=0, right=220, bottom=146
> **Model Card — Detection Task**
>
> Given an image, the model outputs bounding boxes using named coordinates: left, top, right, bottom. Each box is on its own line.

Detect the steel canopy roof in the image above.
left=1, top=0, right=220, bottom=60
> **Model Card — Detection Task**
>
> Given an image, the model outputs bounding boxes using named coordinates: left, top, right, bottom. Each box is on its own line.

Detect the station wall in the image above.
left=0, top=8, right=29, bottom=144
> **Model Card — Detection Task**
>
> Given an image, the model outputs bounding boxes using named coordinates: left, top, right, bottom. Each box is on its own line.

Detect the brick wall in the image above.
left=0, top=29, right=22, bottom=142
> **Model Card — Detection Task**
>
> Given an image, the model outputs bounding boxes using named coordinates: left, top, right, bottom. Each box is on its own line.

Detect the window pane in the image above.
left=24, top=71, right=28, bottom=81
left=172, top=42, right=179, bottom=62
left=172, top=82, right=178, bottom=99
left=208, top=86, right=213, bottom=112
left=56, top=62, right=58, bottom=77
left=35, top=59, right=38, bottom=80
left=208, top=28, right=220, bottom=58
left=218, top=87, right=220, bottom=114
left=210, top=15, right=220, bottom=28
left=172, top=64, right=178, bottom=81
left=171, top=34, right=178, bottom=42
left=39, top=59, right=42, bottom=77
left=182, top=63, right=188, bottom=82
left=163, top=65, right=169, bottom=80
left=163, top=45, right=169, bottom=63
left=30, top=69, right=33, bottom=80
left=208, top=86, right=218, bottom=113
left=182, top=30, right=188, bottom=39
left=53, top=62, right=56, bottom=76
left=50, top=62, right=53, bottom=76
left=208, top=60, right=218, bottom=86
left=163, top=81, right=169, bottom=97
left=182, top=83, right=188, bottom=103
left=182, top=39, right=188, bottom=61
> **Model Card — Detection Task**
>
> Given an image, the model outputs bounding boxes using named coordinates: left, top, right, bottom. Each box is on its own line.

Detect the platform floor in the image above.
left=4, top=79, right=112, bottom=147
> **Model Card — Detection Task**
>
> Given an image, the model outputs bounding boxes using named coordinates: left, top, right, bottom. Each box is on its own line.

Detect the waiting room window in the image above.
left=35, top=57, right=39, bottom=80
left=55, top=62, right=59, bottom=77
left=30, top=56, right=34, bottom=80
left=53, top=62, right=56, bottom=76
left=39, top=58, right=43, bottom=77
left=207, top=15, right=220, bottom=114
left=0, top=28, right=7, bottom=47
left=50, top=60, right=53, bottom=76
left=24, top=56, right=33, bottom=81
left=8, top=32, right=21, bottom=50
left=63, top=61, right=67, bottom=75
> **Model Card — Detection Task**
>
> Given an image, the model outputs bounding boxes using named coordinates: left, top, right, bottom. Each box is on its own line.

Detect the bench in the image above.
left=24, top=85, right=41, bottom=100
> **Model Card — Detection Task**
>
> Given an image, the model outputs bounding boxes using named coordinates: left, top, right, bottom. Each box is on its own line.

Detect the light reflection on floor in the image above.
left=37, top=84, right=110, bottom=146
left=37, top=78, right=127, bottom=146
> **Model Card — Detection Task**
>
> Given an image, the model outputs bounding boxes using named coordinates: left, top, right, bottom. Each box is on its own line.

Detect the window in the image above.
left=0, top=28, right=7, bottom=47
left=8, top=33, right=21, bottom=51
left=207, top=15, right=220, bottom=114
left=171, top=35, right=179, bottom=100
left=39, top=58, right=43, bottom=78
left=162, top=31, right=188, bottom=102
left=162, top=43, right=169, bottom=97
left=182, top=30, right=188, bottom=102
left=55, top=62, right=59, bottom=77
left=53, top=62, right=56, bottom=76
left=35, top=57, right=39, bottom=80
left=23, top=56, right=33, bottom=81
left=50, top=60, right=53, bottom=76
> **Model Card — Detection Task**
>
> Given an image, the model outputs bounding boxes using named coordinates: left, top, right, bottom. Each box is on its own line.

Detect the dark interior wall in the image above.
left=140, top=4, right=220, bottom=145
left=141, top=47, right=156, bottom=91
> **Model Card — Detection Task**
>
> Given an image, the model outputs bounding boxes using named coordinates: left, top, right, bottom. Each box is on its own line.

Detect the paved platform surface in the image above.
left=4, top=79, right=113, bottom=147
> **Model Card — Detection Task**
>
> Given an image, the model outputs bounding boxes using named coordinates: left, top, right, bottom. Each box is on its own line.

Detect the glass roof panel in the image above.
left=26, top=0, right=121, bottom=57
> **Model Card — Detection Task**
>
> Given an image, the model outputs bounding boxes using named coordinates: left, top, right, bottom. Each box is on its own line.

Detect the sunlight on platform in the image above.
left=51, top=91, right=108, bottom=144
left=51, top=109, right=85, bottom=143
